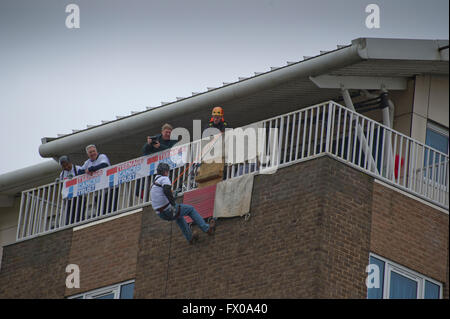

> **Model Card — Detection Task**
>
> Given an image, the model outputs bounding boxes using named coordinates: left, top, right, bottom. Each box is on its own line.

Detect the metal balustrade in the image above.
left=17, top=101, right=449, bottom=240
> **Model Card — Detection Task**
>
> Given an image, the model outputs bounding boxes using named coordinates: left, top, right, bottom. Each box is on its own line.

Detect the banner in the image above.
left=62, top=146, right=188, bottom=199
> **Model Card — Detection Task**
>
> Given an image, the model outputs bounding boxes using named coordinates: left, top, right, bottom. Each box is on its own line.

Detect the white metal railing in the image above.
left=17, top=101, right=449, bottom=240
left=16, top=138, right=207, bottom=240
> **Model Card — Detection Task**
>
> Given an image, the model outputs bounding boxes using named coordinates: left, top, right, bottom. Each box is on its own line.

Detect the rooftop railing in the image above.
left=16, top=101, right=449, bottom=241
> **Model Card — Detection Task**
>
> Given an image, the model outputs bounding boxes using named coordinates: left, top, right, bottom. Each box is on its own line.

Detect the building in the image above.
left=0, top=37, right=448, bottom=299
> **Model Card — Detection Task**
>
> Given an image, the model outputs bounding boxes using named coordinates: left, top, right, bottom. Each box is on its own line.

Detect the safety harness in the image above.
left=152, top=175, right=179, bottom=219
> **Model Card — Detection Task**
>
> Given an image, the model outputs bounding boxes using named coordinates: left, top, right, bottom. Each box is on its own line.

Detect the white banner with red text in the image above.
left=62, top=146, right=188, bottom=199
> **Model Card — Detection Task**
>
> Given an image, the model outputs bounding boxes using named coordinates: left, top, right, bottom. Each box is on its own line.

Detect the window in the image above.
left=426, top=122, right=449, bottom=156
left=367, top=254, right=442, bottom=299
left=68, top=280, right=135, bottom=299
left=367, top=255, right=384, bottom=299
left=424, top=280, right=441, bottom=299
left=388, top=269, right=418, bottom=299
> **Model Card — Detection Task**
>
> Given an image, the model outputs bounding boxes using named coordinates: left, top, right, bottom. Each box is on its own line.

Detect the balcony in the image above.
left=16, top=101, right=449, bottom=241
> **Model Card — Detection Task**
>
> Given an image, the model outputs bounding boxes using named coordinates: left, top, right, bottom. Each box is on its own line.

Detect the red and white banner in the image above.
left=62, top=146, right=188, bottom=199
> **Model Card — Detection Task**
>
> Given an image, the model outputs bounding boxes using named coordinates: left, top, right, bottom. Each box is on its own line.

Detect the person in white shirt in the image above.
left=150, top=162, right=216, bottom=244
left=81, top=144, right=111, bottom=175
left=59, top=155, right=83, bottom=180
left=81, top=144, right=117, bottom=214
left=58, top=155, right=85, bottom=225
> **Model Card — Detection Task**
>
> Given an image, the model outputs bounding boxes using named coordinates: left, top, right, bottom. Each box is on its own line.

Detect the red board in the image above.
left=182, top=184, right=217, bottom=223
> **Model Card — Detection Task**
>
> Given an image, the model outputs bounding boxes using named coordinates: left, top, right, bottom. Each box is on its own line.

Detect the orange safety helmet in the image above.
left=211, top=106, right=224, bottom=117
left=210, top=106, right=224, bottom=122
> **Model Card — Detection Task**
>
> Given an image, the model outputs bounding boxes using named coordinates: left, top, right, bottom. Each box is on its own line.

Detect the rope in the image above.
left=164, top=221, right=173, bottom=297
left=171, top=132, right=224, bottom=186
left=163, top=133, right=224, bottom=296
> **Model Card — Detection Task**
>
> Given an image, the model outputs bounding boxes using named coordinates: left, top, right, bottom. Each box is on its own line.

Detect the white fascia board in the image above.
left=309, top=75, right=407, bottom=90
left=0, top=160, right=60, bottom=195
left=439, top=47, right=449, bottom=61
left=38, top=43, right=364, bottom=159
left=355, top=38, right=449, bottom=61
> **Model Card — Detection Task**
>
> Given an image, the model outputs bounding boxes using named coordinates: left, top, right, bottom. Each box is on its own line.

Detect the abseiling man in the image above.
left=81, top=144, right=117, bottom=214
left=150, top=162, right=216, bottom=244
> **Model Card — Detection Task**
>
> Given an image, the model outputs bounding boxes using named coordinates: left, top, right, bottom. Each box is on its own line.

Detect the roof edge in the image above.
left=0, top=160, right=60, bottom=195
left=38, top=42, right=364, bottom=158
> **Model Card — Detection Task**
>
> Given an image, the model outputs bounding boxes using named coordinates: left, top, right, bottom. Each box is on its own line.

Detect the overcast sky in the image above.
left=0, top=0, right=448, bottom=175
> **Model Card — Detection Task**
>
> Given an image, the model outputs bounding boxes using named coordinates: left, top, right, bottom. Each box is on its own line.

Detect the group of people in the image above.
left=58, top=144, right=117, bottom=226
left=141, top=106, right=229, bottom=156
left=58, top=144, right=111, bottom=180
left=57, top=106, right=228, bottom=244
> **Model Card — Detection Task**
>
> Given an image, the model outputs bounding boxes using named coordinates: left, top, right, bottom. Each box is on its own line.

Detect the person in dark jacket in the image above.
left=204, top=106, right=229, bottom=133
left=202, top=106, right=231, bottom=180
left=142, top=123, right=177, bottom=156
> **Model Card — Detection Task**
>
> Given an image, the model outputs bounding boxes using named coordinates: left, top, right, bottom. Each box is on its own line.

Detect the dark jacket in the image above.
left=204, top=120, right=229, bottom=133
left=142, top=134, right=178, bottom=156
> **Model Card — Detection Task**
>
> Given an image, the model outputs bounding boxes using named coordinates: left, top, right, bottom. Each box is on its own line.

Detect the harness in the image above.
left=152, top=175, right=163, bottom=188
left=152, top=175, right=179, bottom=219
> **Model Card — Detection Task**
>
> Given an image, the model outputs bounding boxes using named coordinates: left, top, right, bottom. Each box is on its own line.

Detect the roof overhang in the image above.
left=37, top=38, right=448, bottom=162
left=0, top=160, right=60, bottom=195
left=0, top=37, right=448, bottom=196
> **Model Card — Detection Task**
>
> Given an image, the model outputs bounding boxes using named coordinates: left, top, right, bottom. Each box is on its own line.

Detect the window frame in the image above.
left=369, top=253, right=443, bottom=299
left=423, top=121, right=449, bottom=186
left=385, top=263, right=422, bottom=299
left=68, top=279, right=135, bottom=299
left=426, top=121, right=449, bottom=144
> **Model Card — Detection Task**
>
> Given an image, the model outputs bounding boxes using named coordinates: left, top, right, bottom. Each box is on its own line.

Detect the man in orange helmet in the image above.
left=198, top=106, right=230, bottom=182
left=206, top=106, right=229, bottom=133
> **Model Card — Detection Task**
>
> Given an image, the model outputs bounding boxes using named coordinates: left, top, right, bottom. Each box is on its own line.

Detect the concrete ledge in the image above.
left=73, top=208, right=143, bottom=231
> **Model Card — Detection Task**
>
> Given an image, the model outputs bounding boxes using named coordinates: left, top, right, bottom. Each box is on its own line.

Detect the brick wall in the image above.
left=0, top=155, right=448, bottom=299
left=64, top=212, right=142, bottom=297
left=134, top=156, right=373, bottom=298
left=370, top=182, right=449, bottom=298
left=0, top=229, right=72, bottom=298
left=134, top=206, right=172, bottom=298
left=316, top=158, right=373, bottom=298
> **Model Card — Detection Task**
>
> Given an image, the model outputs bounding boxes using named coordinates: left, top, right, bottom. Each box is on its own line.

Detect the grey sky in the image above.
left=0, top=0, right=448, bottom=174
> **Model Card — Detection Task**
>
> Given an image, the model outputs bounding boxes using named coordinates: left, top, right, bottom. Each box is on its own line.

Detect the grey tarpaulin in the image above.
left=213, top=173, right=254, bottom=218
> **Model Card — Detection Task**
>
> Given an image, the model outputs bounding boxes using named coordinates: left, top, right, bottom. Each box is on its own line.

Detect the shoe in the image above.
left=207, top=218, right=216, bottom=236
left=189, top=230, right=199, bottom=244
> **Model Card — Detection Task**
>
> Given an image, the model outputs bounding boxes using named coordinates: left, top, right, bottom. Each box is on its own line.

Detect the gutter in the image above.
left=0, top=160, right=60, bottom=195
left=38, top=39, right=366, bottom=158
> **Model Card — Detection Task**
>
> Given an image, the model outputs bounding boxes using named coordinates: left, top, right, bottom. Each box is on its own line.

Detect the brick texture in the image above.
left=1, top=155, right=448, bottom=299
left=64, top=212, right=142, bottom=297
left=0, top=229, right=72, bottom=298
left=370, top=182, right=449, bottom=298
left=316, top=157, right=373, bottom=298
left=135, top=156, right=373, bottom=298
